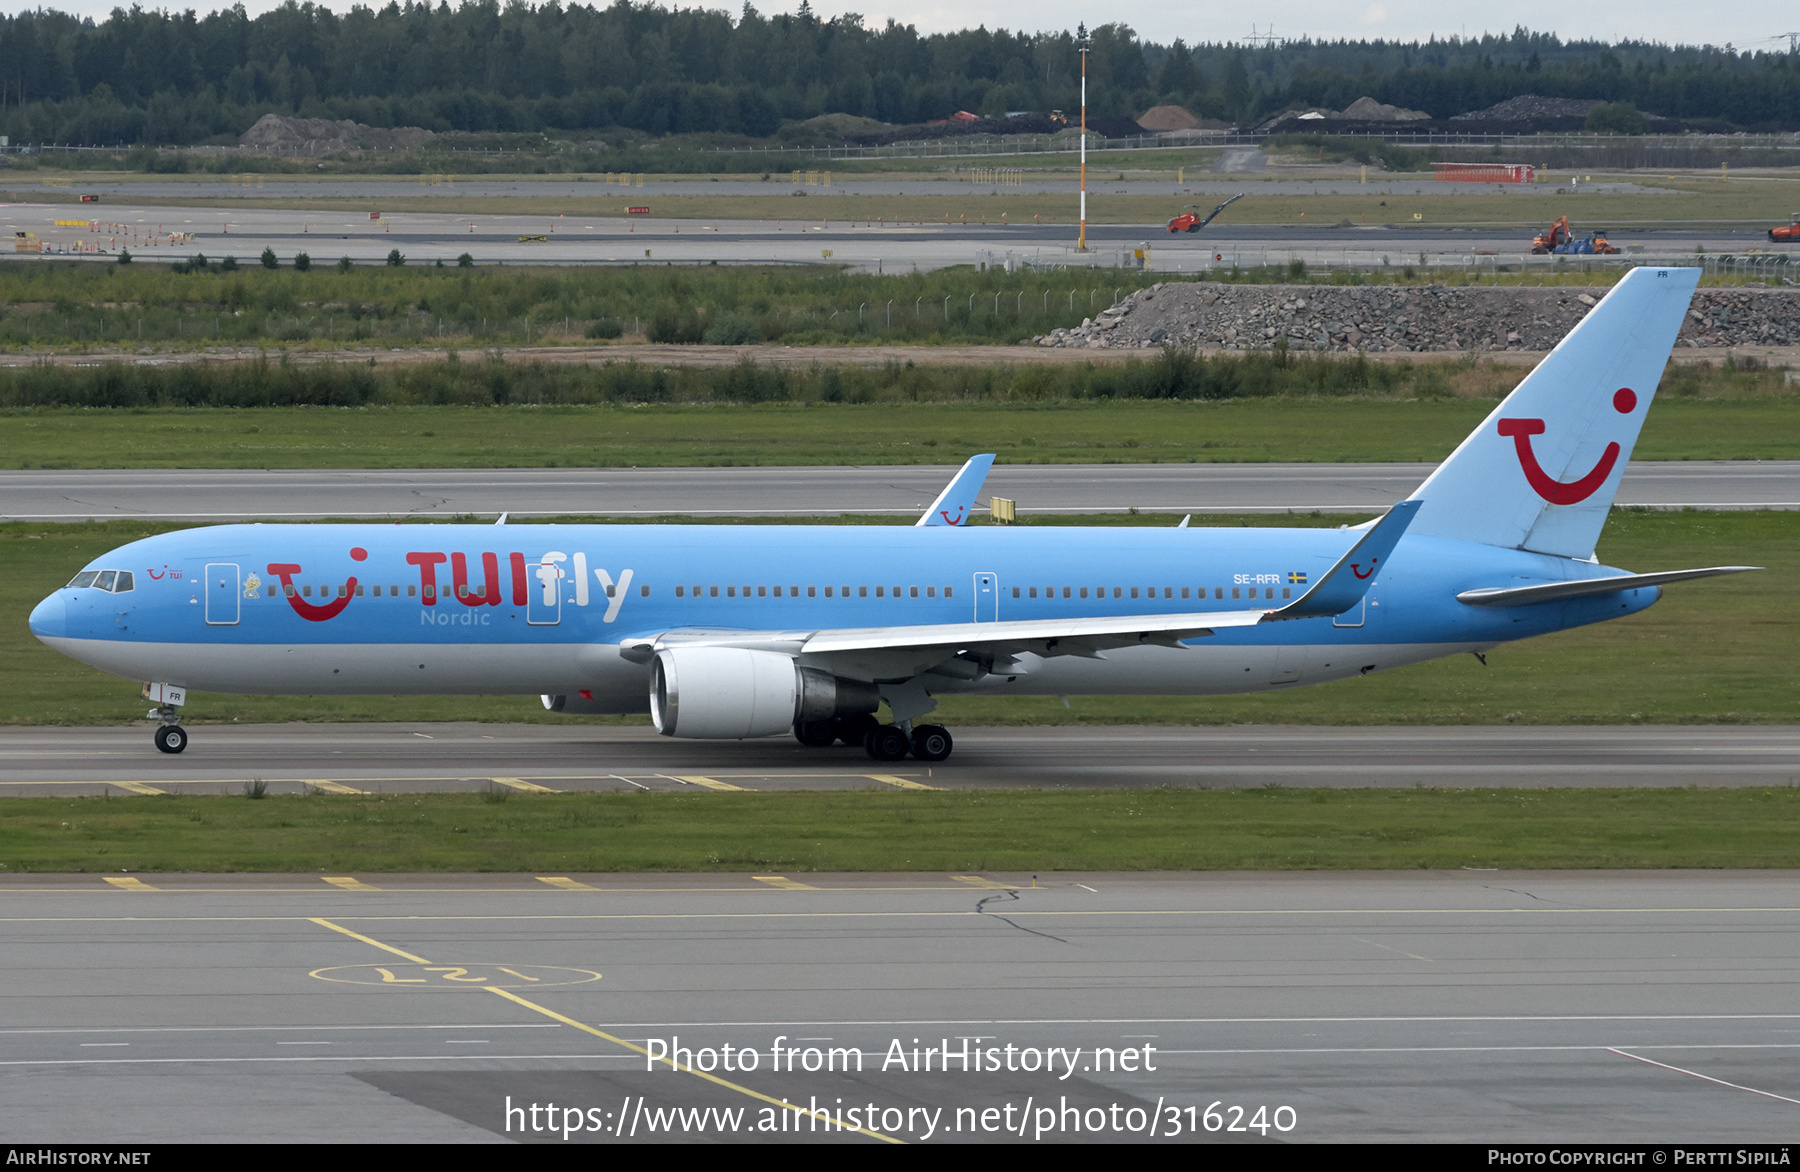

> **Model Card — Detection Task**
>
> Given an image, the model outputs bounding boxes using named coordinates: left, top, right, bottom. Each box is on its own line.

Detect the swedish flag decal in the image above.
left=1287, top=572, right=1308, bottom=584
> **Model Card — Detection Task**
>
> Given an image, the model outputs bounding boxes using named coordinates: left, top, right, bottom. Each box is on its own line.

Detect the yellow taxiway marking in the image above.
left=752, top=876, right=818, bottom=890
left=489, top=777, right=558, bottom=793
left=309, top=917, right=431, bottom=964
left=305, top=780, right=365, bottom=795
left=952, top=875, right=1014, bottom=890
left=323, top=877, right=380, bottom=892
left=303, top=915, right=899, bottom=1144
left=864, top=773, right=937, bottom=791
left=671, top=775, right=751, bottom=792
left=111, top=781, right=165, bottom=796
left=536, top=877, right=597, bottom=891
left=102, top=877, right=155, bottom=891
left=487, top=988, right=901, bottom=1144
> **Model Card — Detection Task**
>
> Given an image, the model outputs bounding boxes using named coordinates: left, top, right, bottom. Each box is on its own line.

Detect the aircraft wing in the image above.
left=1456, top=565, right=1759, bottom=607
left=916, top=454, right=996, bottom=527
left=620, top=503, right=1419, bottom=672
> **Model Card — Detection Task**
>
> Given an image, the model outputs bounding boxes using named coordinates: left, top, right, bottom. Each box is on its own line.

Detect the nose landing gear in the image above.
left=153, top=722, right=188, bottom=754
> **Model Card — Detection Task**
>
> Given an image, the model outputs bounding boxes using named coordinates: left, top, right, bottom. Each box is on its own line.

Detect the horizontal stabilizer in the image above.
left=1263, top=500, right=1420, bottom=621
left=1456, top=565, right=1760, bottom=608
left=916, top=454, right=996, bottom=527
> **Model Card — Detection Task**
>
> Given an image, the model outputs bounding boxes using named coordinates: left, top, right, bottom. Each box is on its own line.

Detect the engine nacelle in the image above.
left=649, top=648, right=877, bottom=739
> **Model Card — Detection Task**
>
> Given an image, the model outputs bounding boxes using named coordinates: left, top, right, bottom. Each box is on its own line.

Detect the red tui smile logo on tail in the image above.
left=1498, top=388, right=1637, bottom=505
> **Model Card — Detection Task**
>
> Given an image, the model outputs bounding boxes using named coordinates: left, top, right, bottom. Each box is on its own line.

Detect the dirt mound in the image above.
left=1340, top=96, right=1430, bottom=121
left=1451, top=95, right=1602, bottom=122
left=239, top=114, right=434, bottom=155
left=1137, top=104, right=1201, bottom=131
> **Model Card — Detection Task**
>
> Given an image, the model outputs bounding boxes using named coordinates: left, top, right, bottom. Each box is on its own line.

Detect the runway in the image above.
left=4, top=870, right=1798, bottom=1142
left=1, top=197, right=1781, bottom=273
left=6, top=460, right=1796, bottom=521
left=4, top=723, right=1797, bottom=796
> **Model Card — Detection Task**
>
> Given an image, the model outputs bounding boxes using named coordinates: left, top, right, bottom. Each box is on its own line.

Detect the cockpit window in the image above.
left=66, top=571, right=100, bottom=589
left=93, top=571, right=118, bottom=592
left=113, top=571, right=134, bottom=592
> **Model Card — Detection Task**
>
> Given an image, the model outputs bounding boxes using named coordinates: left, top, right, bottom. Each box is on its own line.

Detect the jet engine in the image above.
left=649, top=647, right=877, bottom=739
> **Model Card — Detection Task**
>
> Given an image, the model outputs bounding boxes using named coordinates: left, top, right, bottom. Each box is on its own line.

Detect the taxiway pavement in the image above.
left=3, top=870, right=1798, bottom=1142
left=3, top=723, right=1797, bottom=797
left=6, top=461, right=1796, bottom=521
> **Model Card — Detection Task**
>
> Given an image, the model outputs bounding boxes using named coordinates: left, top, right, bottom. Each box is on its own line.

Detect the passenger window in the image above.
left=640, top=585, right=651, bottom=597
left=1027, top=587, right=1036, bottom=599
left=808, top=586, right=817, bottom=597
left=909, top=586, right=918, bottom=598
left=709, top=585, right=719, bottom=597
left=926, top=586, right=936, bottom=598
left=858, top=586, right=868, bottom=598
left=675, top=586, right=685, bottom=597
left=790, top=586, right=800, bottom=597
left=727, top=586, right=736, bottom=597
left=1282, top=587, right=1291, bottom=599
left=1011, top=587, right=1020, bottom=599
left=1164, top=587, right=1173, bottom=599
left=1113, top=587, right=1122, bottom=599
left=1231, top=587, right=1240, bottom=599
left=1130, top=587, right=1139, bottom=599
left=1062, top=587, right=1071, bottom=599
left=1079, top=587, right=1088, bottom=599
left=421, top=585, right=432, bottom=600
left=113, top=572, right=134, bottom=592
left=268, top=586, right=277, bottom=597
left=1215, top=587, right=1224, bottom=599
left=943, top=587, right=953, bottom=598
left=1181, top=587, right=1190, bottom=599
left=407, top=585, right=417, bottom=597
left=876, top=586, right=886, bottom=598
left=825, top=586, right=833, bottom=597
left=757, top=586, right=767, bottom=598
left=66, top=571, right=100, bottom=589
left=302, top=584, right=313, bottom=598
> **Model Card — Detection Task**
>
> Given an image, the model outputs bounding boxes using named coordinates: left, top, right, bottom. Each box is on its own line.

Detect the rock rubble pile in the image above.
left=1027, top=282, right=1800, bottom=353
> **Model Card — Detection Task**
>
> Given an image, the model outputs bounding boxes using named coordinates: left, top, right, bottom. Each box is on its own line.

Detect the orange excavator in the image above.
left=1532, top=215, right=1618, bottom=255
left=1771, top=215, right=1800, bottom=243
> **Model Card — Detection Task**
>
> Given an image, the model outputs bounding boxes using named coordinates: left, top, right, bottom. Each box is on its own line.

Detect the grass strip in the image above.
left=12, top=397, right=1800, bottom=469
left=5, top=787, right=1799, bottom=873
left=3, top=510, right=1794, bottom=728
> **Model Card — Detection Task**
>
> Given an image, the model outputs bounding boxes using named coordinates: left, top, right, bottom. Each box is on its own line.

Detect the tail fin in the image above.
left=1405, top=266, right=1700, bottom=560
left=916, top=454, right=995, bottom=527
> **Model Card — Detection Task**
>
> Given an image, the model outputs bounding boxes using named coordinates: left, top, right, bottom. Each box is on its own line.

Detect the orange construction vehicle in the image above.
left=1532, top=216, right=1618, bottom=255
left=1771, top=215, right=1800, bottom=243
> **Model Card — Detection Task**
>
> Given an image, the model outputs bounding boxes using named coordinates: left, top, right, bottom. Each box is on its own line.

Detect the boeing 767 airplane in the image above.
left=30, top=267, right=1752, bottom=761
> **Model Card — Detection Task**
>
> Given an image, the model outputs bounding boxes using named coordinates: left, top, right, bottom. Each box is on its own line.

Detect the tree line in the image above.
left=0, top=5, right=1794, bottom=147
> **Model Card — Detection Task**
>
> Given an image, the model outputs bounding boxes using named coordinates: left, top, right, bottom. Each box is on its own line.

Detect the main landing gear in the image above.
left=793, top=715, right=954, bottom=762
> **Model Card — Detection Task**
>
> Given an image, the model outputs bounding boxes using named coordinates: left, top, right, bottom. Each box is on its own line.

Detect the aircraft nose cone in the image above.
left=28, top=593, right=67, bottom=641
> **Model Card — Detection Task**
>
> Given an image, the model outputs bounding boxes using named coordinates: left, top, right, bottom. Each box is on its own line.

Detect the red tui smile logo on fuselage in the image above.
left=1498, top=388, right=1637, bottom=505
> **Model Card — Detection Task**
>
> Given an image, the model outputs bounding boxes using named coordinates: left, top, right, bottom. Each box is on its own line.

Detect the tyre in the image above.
left=863, top=724, right=910, bottom=761
left=835, top=713, right=879, bottom=747
left=154, top=725, right=187, bottom=754
left=794, top=720, right=837, bottom=747
left=910, top=724, right=953, bottom=761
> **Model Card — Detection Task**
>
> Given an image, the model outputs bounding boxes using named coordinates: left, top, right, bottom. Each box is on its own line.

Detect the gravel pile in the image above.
left=1025, top=282, right=1800, bottom=353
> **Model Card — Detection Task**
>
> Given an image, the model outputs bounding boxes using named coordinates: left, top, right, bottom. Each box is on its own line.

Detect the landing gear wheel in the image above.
left=864, top=724, right=911, bottom=762
left=794, top=720, right=837, bottom=747
left=154, top=725, right=187, bottom=755
left=910, top=724, right=953, bottom=762
left=835, top=713, right=879, bottom=747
